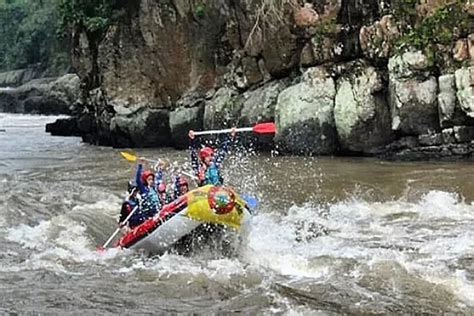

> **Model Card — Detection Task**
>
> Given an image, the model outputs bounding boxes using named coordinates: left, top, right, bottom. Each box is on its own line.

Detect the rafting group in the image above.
left=101, top=123, right=275, bottom=253
left=118, top=128, right=237, bottom=230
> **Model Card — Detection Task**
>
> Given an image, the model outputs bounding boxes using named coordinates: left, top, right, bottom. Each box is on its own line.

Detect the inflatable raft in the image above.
left=116, top=185, right=253, bottom=254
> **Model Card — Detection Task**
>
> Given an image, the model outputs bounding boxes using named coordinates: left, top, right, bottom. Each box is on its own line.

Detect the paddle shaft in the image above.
left=193, top=127, right=252, bottom=136
left=181, top=171, right=198, bottom=181
left=102, top=204, right=139, bottom=249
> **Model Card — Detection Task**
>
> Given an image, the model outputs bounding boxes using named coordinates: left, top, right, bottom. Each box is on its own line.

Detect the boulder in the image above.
left=45, top=118, right=81, bottom=136
left=453, top=125, right=474, bottom=143
left=170, top=104, right=205, bottom=149
left=418, top=133, right=443, bottom=146
left=203, top=87, right=240, bottom=130
left=275, top=67, right=337, bottom=154
left=0, top=74, right=80, bottom=115
left=455, top=66, right=474, bottom=118
left=239, top=79, right=289, bottom=127
left=0, top=67, right=43, bottom=88
left=388, top=52, right=439, bottom=135
left=237, top=79, right=289, bottom=149
left=110, top=108, right=172, bottom=148
left=437, top=73, right=470, bottom=128
left=334, top=64, right=393, bottom=153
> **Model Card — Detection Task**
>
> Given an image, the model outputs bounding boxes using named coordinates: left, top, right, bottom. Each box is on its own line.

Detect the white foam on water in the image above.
left=2, top=210, right=126, bottom=272
left=240, top=190, right=474, bottom=306
left=116, top=252, right=251, bottom=281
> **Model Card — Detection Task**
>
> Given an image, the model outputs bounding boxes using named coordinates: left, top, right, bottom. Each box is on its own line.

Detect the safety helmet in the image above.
left=141, top=170, right=154, bottom=183
left=199, top=146, right=214, bottom=160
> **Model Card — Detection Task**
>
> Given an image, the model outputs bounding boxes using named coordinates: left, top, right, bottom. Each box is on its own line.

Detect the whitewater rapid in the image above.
left=0, top=114, right=473, bottom=314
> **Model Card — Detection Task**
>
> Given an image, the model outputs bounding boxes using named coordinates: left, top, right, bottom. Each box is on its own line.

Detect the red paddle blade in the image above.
left=252, top=122, right=276, bottom=134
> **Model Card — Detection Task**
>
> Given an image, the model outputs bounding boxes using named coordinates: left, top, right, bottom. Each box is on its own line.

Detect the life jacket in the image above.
left=198, top=162, right=223, bottom=186
left=141, top=186, right=160, bottom=214
left=120, top=198, right=145, bottom=228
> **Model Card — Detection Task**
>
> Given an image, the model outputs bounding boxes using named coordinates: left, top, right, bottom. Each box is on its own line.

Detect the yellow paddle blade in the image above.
left=120, top=151, right=137, bottom=162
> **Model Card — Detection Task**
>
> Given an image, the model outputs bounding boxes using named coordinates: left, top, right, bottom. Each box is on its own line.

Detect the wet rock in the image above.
left=418, top=133, right=443, bottom=146
left=388, top=52, right=439, bottom=135
left=170, top=104, right=205, bottom=149
left=239, top=79, right=289, bottom=127
left=453, top=125, right=474, bottom=143
left=442, top=128, right=456, bottom=144
left=275, top=67, right=337, bottom=155
left=438, top=74, right=461, bottom=127
left=455, top=67, right=474, bottom=118
left=110, top=108, right=172, bottom=148
left=203, top=87, right=240, bottom=130
left=238, top=80, right=290, bottom=148
left=45, top=118, right=81, bottom=136
left=232, top=56, right=264, bottom=90
left=334, top=63, right=393, bottom=153
left=384, top=136, right=420, bottom=152
left=0, top=67, right=44, bottom=88
left=0, top=74, right=80, bottom=115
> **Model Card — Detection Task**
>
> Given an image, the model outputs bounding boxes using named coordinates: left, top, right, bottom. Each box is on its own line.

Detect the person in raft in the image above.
left=119, top=181, right=142, bottom=229
left=188, top=127, right=236, bottom=186
left=171, top=174, right=190, bottom=201
left=153, top=161, right=171, bottom=206
left=133, top=158, right=166, bottom=224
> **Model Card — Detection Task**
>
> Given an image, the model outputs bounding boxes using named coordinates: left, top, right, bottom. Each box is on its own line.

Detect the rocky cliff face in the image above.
left=67, top=0, right=474, bottom=159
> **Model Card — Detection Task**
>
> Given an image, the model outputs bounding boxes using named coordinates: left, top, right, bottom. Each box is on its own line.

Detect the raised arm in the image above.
left=189, top=130, right=200, bottom=175
left=154, top=166, right=164, bottom=188
left=135, top=162, right=146, bottom=193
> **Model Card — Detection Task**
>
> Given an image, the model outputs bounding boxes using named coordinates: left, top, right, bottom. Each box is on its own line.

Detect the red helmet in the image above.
left=199, top=146, right=214, bottom=160
left=141, top=170, right=154, bottom=183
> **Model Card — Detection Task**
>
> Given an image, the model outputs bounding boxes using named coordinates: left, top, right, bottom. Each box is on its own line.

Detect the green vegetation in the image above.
left=0, top=0, right=68, bottom=74
left=395, top=0, right=472, bottom=64
left=194, top=3, right=205, bottom=18
left=311, top=17, right=338, bottom=46
left=57, top=0, right=116, bottom=34
left=0, top=0, right=118, bottom=74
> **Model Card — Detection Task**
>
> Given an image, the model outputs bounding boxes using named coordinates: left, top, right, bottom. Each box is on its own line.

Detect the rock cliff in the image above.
left=62, top=0, right=474, bottom=158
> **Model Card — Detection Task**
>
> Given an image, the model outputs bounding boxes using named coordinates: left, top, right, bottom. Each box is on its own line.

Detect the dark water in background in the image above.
left=0, top=113, right=473, bottom=314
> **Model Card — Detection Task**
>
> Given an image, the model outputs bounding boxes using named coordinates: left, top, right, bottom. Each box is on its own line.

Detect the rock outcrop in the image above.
left=334, top=62, right=393, bottom=153
left=275, top=67, right=337, bottom=154
left=47, top=0, right=474, bottom=160
left=0, top=74, right=80, bottom=115
left=0, top=67, right=45, bottom=88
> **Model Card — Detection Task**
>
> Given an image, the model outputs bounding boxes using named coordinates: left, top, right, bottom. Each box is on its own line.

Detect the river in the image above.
left=0, top=113, right=473, bottom=314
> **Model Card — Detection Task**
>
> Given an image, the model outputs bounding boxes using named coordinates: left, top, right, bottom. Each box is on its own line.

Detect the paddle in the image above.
left=120, top=151, right=157, bottom=164
left=193, top=122, right=276, bottom=136
left=97, top=204, right=139, bottom=251
left=119, top=151, right=198, bottom=180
